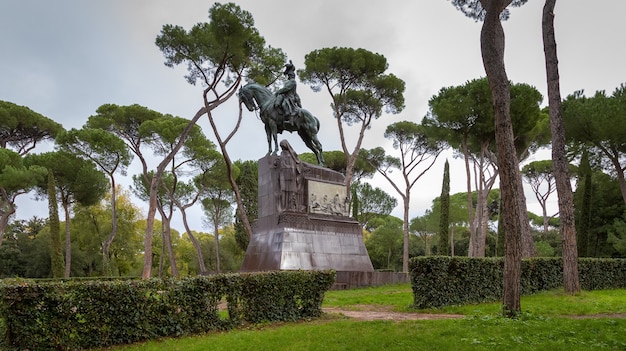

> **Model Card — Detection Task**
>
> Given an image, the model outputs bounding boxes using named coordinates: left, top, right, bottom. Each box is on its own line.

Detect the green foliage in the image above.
left=47, top=172, right=64, bottom=279
left=0, top=270, right=335, bottom=350
left=351, top=181, right=397, bottom=228
left=0, top=100, right=64, bottom=155
left=438, top=160, right=451, bottom=255
left=410, top=256, right=626, bottom=308
left=233, top=159, right=257, bottom=251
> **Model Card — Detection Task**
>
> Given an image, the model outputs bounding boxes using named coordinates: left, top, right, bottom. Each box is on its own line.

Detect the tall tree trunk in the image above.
left=462, top=139, right=477, bottom=256
left=63, top=203, right=71, bottom=278
left=402, top=194, right=410, bottom=272
left=542, top=0, right=580, bottom=293
left=103, top=177, right=118, bottom=276
left=480, top=0, right=525, bottom=316
left=214, top=221, right=221, bottom=274
left=181, top=209, right=207, bottom=274
left=142, top=105, right=209, bottom=279
left=0, top=204, right=15, bottom=249
left=48, top=172, right=65, bottom=279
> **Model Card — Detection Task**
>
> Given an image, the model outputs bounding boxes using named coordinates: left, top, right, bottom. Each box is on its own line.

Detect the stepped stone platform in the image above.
left=240, top=142, right=374, bottom=273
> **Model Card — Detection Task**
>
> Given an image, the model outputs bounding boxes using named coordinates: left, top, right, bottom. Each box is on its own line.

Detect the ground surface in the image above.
left=322, top=305, right=464, bottom=321
left=321, top=305, right=626, bottom=321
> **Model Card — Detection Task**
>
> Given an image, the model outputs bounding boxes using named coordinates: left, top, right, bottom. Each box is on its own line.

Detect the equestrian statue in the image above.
left=239, top=60, right=325, bottom=165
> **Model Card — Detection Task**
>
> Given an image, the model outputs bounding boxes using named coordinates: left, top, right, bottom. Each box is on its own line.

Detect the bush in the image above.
left=0, top=270, right=335, bottom=350
left=410, top=257, right=626, bottom=309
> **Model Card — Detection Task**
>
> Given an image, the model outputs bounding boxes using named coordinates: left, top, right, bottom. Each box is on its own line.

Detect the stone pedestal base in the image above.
left=240, top=151, right=373, bottom=272
left=241, top=212, right=373, bottom=272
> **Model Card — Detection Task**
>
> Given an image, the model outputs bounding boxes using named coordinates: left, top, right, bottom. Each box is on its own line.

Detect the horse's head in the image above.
left=238, top=85, right=258, bottom=112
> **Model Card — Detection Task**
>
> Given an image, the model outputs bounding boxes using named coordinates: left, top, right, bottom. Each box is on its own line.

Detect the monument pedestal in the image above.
left=241, top=150, right=373, bottom=272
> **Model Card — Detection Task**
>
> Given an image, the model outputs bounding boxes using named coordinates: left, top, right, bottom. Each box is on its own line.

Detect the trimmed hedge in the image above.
left=0, top=270, right=335, bottom=350
left=410, top=257, right=626, bottom=309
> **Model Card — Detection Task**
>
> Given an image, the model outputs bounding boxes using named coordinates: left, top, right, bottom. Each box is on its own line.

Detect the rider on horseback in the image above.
left=274, top=60, right=302, bottom=128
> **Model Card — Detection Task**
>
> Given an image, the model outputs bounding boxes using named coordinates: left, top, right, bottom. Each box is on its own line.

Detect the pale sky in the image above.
left=2, top=0, right=625, bottom=233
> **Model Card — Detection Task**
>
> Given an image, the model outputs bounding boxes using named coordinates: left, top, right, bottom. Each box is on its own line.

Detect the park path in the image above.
left=322, top=305, right=465, bottom=321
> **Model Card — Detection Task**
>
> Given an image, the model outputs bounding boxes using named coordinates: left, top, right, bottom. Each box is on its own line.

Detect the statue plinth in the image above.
left=240, top=145, right=374, bottom=272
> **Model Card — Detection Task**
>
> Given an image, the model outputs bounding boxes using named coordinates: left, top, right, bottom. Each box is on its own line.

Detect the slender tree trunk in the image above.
left=214, top=220, right=221, bottom=274
left=48, top=172, right=65, bottom=279
left=462, top=140, right=477, bottom=256
left=142, top=177, right=159, bottom=279
left=0, top=205, right=15, bottom=249
left=181, top=209, right=207, bottom=274
left=103, top=177, right=118, bottom=276
left=542, top=0, right=580, bottom=293
left=402, top=194, right=410, bottom=272
left=480, top=0, right=524, bottom=316
left=64, top=203, right=71, bottom=278
left=142, top=105, right=209, bottom=279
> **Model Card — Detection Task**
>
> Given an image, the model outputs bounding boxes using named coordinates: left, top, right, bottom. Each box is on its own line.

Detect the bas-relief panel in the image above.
left=307, top=180, right=349, bottom=216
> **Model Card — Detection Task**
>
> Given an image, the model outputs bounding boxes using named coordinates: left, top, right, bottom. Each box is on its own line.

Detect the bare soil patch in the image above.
left=322, top=305, right=464, bottom=321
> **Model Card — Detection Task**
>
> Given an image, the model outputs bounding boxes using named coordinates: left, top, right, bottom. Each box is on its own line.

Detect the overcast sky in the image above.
left=2, top=0, right=625, bottom=233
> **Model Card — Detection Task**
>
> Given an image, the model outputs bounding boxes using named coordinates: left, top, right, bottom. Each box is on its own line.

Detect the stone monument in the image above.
left=240, top=140, right=374, bottom=272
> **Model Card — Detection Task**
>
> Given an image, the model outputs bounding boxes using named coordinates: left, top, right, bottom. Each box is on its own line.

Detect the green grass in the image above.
left=322, top=283, right=414, bottom=311
left=84, top=285, right=626, bottom=350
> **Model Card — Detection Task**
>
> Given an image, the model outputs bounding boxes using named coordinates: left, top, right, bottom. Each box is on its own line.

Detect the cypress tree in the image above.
left=437, top=160, right=451, bottom=255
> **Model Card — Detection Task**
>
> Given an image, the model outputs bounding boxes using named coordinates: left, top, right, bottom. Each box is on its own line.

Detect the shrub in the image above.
left=0, top=270, right=335, bottom=350
left=410, top=257, right=626, bottom=309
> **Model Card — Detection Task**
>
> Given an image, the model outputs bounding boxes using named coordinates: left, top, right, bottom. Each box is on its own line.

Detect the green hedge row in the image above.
left=410, top=257, right=626, bottom=309
left=0, top=270, right=335, bottom=350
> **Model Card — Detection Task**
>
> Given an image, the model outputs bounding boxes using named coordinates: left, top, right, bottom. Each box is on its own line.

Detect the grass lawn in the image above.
left=98, top=284, right=626, bottom=351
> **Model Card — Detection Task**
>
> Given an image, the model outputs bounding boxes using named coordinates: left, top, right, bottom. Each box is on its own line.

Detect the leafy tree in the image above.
left=27, top=151, right=108, bottom=277
left=574, top=163, right=624, bottom=258
left=361, top=121, right=443, bottom=272
left=142, top=114, right=219, bottom=278
left=87, top=103, right=166, bottom=278
left=410, top=213, right=439, bottom=256
left=298, top=47, right=405, bottom=194
left=56, top=127, right=132, bottom=274
left=171, top=159, right=225, bottom=275
left=300, top=150, right=376, bottom=183
left=72, top=188, right=144, bottom=276
left=449, top=0, right=530, bottom=316
left=0, top=149, right=46, bottom=248
left=233, top=160, right=257, bottom=251
left=351, top=182, right=397, bottom=229
left=608, top=212, right=626, bottom=257
left=563, top=84, right=626, bottom=206
left=0, top=101, right=59, bottom=247
left=365, top=216, right=403, bottom=270
left=46, top=171, right=64, bottom=278
left=438, top=160, right=451, bottom=255
left=133, top=171, right=180, bottom=278
left=424, top=77, right=545, bottom=257
left=155, top=3, right=286, bottom=268
left=0, top=100, right=63, bottom=155
left=521, top=160, right=559, bottom=232
left=201, top=188, right=233, bottom=274
left=541, top=0, right=579, bottom=293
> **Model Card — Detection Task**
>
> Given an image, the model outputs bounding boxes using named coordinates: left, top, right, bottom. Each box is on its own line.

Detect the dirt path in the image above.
left=322, top=305, right=626, bottom=321
left=322, top=305, right=464, bottom=321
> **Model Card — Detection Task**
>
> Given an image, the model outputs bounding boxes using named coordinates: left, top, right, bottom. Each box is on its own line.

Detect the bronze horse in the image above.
left=239, top=82, right=324, bottom=165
